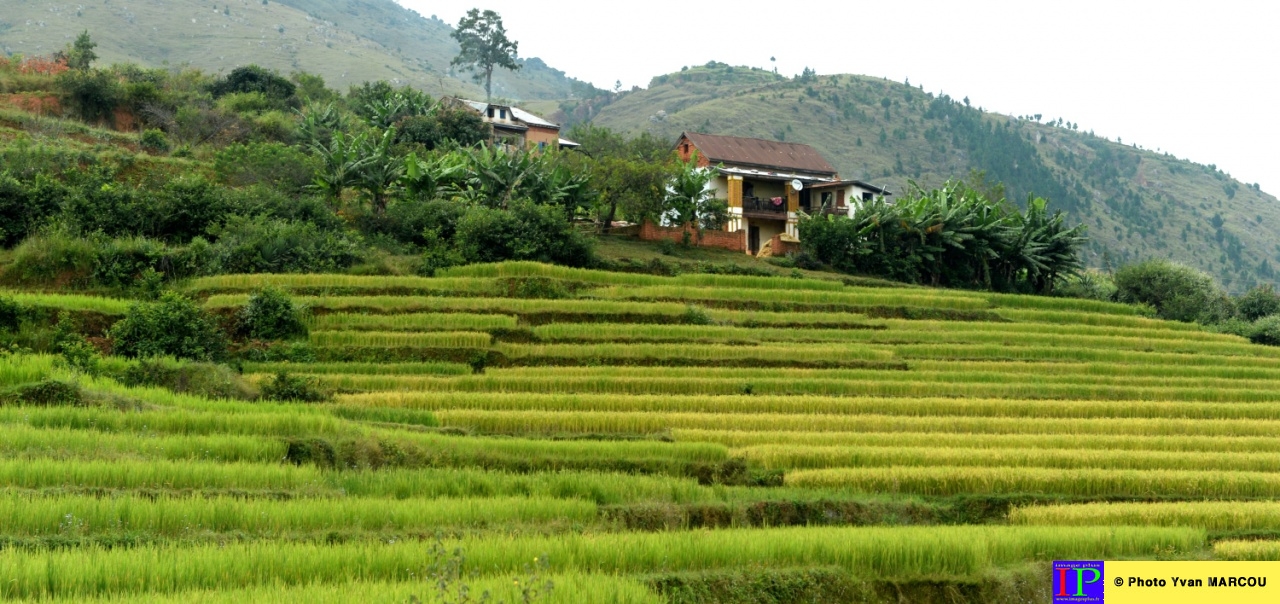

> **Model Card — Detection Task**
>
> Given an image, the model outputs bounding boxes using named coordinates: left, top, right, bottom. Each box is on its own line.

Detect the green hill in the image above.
left=0, top=0, right=599, bottom=101
left=592, top=64, right=1280, bottom=292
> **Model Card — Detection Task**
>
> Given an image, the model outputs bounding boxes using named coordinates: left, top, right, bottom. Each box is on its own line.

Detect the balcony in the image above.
left=742, top=196, right=787, bottom=217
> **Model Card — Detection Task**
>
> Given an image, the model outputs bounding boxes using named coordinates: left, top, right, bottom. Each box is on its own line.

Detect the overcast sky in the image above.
left=397, top=0, right=1279, bottom=195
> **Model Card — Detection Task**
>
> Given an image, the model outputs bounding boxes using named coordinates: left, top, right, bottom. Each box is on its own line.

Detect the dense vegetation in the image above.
left=0, top=53, right=688, bottom=291
left=594, top=63, right=1280, bottom=291
left=799, top=180, right=1085, bottom=293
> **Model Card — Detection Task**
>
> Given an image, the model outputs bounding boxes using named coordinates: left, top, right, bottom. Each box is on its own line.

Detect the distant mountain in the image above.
left=592, top=64, right=1280, bottom=291
left=0, top=0, right=601, bottom=102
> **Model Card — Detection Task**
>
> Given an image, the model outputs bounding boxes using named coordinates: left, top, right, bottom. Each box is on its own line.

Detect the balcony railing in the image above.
left=742, top=196, right=787, bottom=214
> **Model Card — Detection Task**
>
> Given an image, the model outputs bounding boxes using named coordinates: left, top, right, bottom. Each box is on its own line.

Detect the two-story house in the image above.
left=675, top=132, right=889, bottom=255
left=446, top=97, right=579, bottom=151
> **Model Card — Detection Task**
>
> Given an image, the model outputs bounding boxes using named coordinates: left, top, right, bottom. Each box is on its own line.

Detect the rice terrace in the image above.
left=3, top=0, right=1280, bottom=602
left=1, top=259, right=1278, bottom=602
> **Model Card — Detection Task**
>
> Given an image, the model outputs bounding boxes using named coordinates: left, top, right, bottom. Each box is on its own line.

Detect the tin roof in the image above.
left=456, top=99, right=560, bottom=129
left=679, top=132, right=837, bottom=176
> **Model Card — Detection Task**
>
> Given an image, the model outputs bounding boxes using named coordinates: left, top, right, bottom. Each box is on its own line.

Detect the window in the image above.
left=499, top=109, right=507, bottom=119
left=744, top=182, right=755, bottom=198
left=862, top=191, right=874, bottom=202
left=538, top=141, right=547, bottom=151
left=487, top=107, right=495, bottom=118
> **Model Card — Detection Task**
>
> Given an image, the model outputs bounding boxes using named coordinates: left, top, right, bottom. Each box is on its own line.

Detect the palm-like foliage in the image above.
left=799, top=180, right=1086, bottom=293
left=308, top=131, right=372, bottom=202
left=352, top=128, right=405, bottom=214
left=663, top=154, right=726, bottom=230
left=295, top=103, right=349, bottom=147
left=401, top=151, right=468, bottom=200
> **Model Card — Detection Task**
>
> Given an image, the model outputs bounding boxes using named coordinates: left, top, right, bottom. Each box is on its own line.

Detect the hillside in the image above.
left=3, top=261, right=1280, bottom=599
left=0, top=0, right=600, bottom=101
left=593, top=64, right=1280, bottom=291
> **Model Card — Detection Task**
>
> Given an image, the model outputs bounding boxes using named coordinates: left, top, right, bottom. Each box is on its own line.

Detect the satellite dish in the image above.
left=791, top=179, right=803, bottom=192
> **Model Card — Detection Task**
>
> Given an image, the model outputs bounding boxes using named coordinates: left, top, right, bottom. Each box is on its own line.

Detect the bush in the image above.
left=1056, top=269, right=1119, bottom=302
left=213, top=142, right=316, bottom=194
left=57, top=68, right=121, bottom=123
left=1113, top=259, right=1234, bottom=323
left=209, top=65, right=298, bottom=110
left=52, top=311, right=100, bottom=375
left=354, top=198, right=465, bottom=251
left=110, top=292, right=227, bottom=361
left=1250, top=316, right=1280, bottom=347
left=259, top=371, right=329, bottom=402
left=0, top=297, right=25, bottom=333
left=116, top=359, right=258, bottom=400
left=139, top=129, right=169, bottom=152
left=209, top=215, right=364, bottom=274
left=0, top=171, right=66, bottom=247
left=238, top=287, right=308, bottom=340
left=453, top=199, right=595, bottom=267
left=1236, top=284, right=1280, bottom=322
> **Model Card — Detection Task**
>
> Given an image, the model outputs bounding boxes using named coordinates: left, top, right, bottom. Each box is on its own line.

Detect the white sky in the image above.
left=397, top=0, right=1279, bottom=195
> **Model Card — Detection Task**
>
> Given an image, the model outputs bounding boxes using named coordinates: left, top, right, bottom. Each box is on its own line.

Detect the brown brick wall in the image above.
left=526, top=125, right=560, bottom=150
left=770, top=234, right=801, bottom=256
left=639, top=221, right=746, bottom=252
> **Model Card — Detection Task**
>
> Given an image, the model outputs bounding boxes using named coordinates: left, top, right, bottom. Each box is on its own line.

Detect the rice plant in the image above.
left=675, top=429, right=1280, bottom=454
left=0, top=494, right=596, bottom=536
left=1214, top=540, right=1280, bottom=561
left=309, top=312, right=518, bottom=332
left=308, top=330, right=493, bottom=348
left=741, top=443, right=1280, bottom=473
left=187, top=274, right=499, bottom=296
left=48, top=575, right=663, bottom=604
left=587, top=285, right=992, bottom=310
left=242, top=361, right=472, bottom=376
left=0, top=291, right=134, bottom=315
left=441, top=260, right=850, bottom=291
left=430, top=409, right=1280, bottom=439
left=339, top=391, right=1280, bottom=422
left=787, top=466, right=1280, bottom=498
left=0, top=526, right=1201, bottom=599
left=1011, top=501, right=1280, bottom=531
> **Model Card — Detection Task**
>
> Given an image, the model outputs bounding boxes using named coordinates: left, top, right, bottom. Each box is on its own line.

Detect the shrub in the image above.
left=110, top=292, right=227, bottom=361
left=0, top=297, right=25, bottom=333
left=52, top=311, right=100, bottom=375
left=453, top=199, right=595, bottom=267
left=3, top=225, right=99, bottom=286
left=1056, top=269, right=1118, bottom=302
left=0, top=171, right=66, bottom=247
left=238, top=287, right=308, bottom=341
left=209, top=215, right=364, bottom=274
left=682, top=305, right=714, bottom=325
left=1113, top=259, right=1234, bottom=323
left=209, top=65, right=298, bottom=109
left=56, top=68, right=121, bottom=124
left=213, top=142, right=316, bottom=194
left=1250, top=316, right=1280, bottom=347
left=354, top=198, right=465, bottom=251
left=117, top=359, right=258, bottom=400
left=259, top=371, right=330, bottom=402
left=1236, top=284, right=1280, bottom=322
left=139, top=129, right=169, bottom=152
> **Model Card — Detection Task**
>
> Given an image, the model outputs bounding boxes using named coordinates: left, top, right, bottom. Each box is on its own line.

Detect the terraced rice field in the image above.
left=2, top=261, right=1277, bottom=602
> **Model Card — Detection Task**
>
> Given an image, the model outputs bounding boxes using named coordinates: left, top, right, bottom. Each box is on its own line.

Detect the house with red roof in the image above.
left=675, top=132, right=890, bottom=255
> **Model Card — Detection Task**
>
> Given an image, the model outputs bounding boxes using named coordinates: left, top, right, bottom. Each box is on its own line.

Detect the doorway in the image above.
left=748, top=225, right=760, bottom=254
